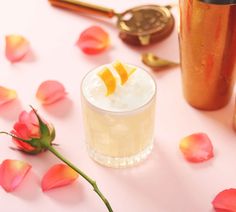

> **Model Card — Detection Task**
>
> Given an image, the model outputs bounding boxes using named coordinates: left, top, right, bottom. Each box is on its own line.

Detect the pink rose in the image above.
left=10, top=108, right=55, bottom=154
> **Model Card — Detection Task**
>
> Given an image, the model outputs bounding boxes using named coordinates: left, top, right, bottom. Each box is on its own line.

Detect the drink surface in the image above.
left=82, top=64, right=156, bottom=112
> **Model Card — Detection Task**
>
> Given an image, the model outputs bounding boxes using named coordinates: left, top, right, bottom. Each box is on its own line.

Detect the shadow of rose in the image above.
left=0, top=99, right=22, bottom=121
left=12, top=171, right=41, bottom=201
left=42, top=97, right=73, bottom=118
left=44, top=181, right=84, bottom=205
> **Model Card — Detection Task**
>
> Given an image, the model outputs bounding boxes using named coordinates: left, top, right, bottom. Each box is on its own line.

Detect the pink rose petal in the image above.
left=179, top=133, right=214, bottom=163
left=0, top=159, right=31, bottom=192
left=76, top=26, right=110, bottom=55
left=0, top=86, right=17, bottom=106
left=10, top=110, right=41, bottom=152
left=18, top=110, right=40, bottom=138
left=41, top=164, right=78, bottom=191
left=36, top=80, right=67, bottom=105
left=5, top=35, right=30, bottom=62
left=11, top=128, right=36, bottom=152
left=212, top=189, right=236, bottom=212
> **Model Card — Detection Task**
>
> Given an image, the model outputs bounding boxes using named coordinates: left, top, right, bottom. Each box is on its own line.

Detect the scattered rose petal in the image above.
left=76, top=26, right=110, bottom=55
left=5, top=35, right=30, bottom=62
left=36, top=80, right=67, bottom=105
left=212, top=189, right=236, bottom=211
left=179, top=133, right=214, bottom=162
left=0, top=86, right=17, bottom=106
left=41, top=164, right=78, bottom=191
left=0, top=159, right=31, bottom=192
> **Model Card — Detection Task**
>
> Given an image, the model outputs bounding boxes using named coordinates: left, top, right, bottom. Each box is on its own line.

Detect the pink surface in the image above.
left=0, top=0, right=236, bottom=211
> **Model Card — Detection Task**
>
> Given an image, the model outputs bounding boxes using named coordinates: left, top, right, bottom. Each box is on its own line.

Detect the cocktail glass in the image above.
left=81, top=63, right=156, bottom=168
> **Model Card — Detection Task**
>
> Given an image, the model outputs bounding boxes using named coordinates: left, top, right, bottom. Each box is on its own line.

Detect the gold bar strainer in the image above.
left=48, top=0, right=175, bottom=46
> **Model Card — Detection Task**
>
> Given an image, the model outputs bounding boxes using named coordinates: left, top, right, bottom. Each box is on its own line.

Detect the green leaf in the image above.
left=0, top=132, right=32, bottom=144
left=30, top=106, right=50, bottom=137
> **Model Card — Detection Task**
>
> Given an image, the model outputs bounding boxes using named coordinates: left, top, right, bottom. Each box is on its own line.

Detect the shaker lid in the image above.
left=199, top=0, right=236, bottom=4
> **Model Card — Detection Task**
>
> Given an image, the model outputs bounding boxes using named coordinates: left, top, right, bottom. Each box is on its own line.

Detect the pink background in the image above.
left=0, top=0, right=236, bottom=211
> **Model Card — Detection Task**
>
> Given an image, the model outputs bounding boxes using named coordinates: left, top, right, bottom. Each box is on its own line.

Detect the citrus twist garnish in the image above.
left=113, top=61, right=137, bottom=85
left=128, top=67, right=137, bottom=77
left=98, top=67, right=116, bottom=96
left=112, top=60, right=129, bottom=85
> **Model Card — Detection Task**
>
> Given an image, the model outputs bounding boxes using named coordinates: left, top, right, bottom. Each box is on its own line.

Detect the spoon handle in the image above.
left=48, top=0, right=116, bottom=18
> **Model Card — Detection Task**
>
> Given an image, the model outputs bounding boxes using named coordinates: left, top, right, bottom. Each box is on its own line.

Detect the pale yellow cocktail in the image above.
left=81, top=62, right=156, bottom=168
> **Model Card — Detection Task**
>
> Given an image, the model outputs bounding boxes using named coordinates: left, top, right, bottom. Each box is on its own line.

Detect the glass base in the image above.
left=87, top=142, right=154, bottom=168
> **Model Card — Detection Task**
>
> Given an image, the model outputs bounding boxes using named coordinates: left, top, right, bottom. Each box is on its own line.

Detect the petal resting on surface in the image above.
left=41, top=164, right=79, bottom=191
left=5, top=35, right=30, bottom=62
left=212, top=189, right=236, bottom=212
left=0, top=159, right=31, bottom=192
left=0, top=86, right=17, bottom=106
left=179, top=133, right=214, bottom=163
left=36, top=80, right=67, bottom=105
left=76, top=26, right=110, bottom=55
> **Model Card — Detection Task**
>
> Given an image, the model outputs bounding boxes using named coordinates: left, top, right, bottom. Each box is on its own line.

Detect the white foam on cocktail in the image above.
left=82, top=64, right=156, bottom=112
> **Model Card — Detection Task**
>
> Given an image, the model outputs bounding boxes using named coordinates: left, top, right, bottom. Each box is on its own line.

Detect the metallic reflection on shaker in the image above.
left=179, top=0, right=236, bottom=110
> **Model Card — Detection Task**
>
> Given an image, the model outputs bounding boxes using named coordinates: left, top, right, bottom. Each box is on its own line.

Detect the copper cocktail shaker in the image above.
left=179, top=0, right=236, bottom=110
